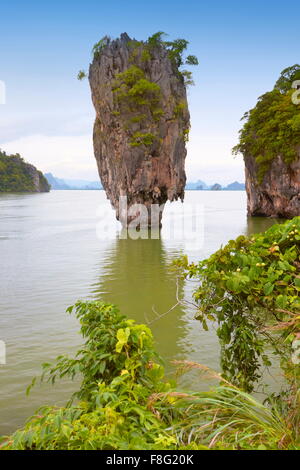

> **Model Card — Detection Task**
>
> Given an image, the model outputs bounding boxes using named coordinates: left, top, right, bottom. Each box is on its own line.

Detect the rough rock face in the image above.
left=25, top=163, right=50, bottom=192
left=244, top=153, right=300, bottom=217
left=89, top=33, right=190, bottom=226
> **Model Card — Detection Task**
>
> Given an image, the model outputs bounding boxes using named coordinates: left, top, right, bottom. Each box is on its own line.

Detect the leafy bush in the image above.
left=111, top=66, right=162, bottom=148
left=146, top=32, right=199, bottom=72
left=129, top=132, right=157, bottom=147
left=1, top=301, right=175, bottom=450
left=92, top=36, right=110, bottom=59
left=77, top=70, right=87, bottom=81
left=28, top=302, right=166, bottom=406
left=175, top=217, right=300, bottom=397
left=113, top=67, right=161, bottom=112
left=1, top=297, right=299, bottom=450
left=274, top=64, right=300, bottom=94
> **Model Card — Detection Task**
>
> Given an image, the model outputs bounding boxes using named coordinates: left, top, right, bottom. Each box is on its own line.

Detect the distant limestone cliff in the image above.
left=0, top=150, right=50, bottom=193
left=234, top=65, right=300, bottom=218
left=88, top=32, right=197, bottom=226
left=45, top=173, right=103, bottom=190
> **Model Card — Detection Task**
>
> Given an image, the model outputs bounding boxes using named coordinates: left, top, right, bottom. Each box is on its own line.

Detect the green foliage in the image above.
left=185, top=55, right=199, bottom=66
left=181, top=128, right=190, bottom=143
left=173, top=100, right=187, bottom=118
left=1, top=301, right=175, bottom=450
left=175, top=217, right=300, bottom=397
left=130, top=132, right=156, bottom=147
left=0, top=150, right=50, bottom=193
left=1, top=300, right=299, bottom=450
left=274, top=64, right=300, bottom=94
left=180, top=70, right=194, bottom=87
left=77, top=70, right=87, bottom=81
left=113, top=65, right=145, bottom=88
left=112, top=65, right=162, bottom=147
left=141, top=48, right=151, bottom=62
left=92, top=36, right=110, bottom=59
left=87, top=32, right=196, bottom=150
left=29, top=301, right=163, bottom=406
left=233, top=66, right=300, bottom=182
left=127, top=79, right=161, bottom=107
left=113, top=66, right=161, bottom=109
left=146, top=32, right=199, bottom=83
left=170, top=380, right=297, bottom=450
left=146, top=31, right=167, bottom=50
left=165, top=38, right=189, bottom=67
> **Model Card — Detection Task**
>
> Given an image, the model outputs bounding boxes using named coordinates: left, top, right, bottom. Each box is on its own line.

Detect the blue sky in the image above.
left=0, top=0, right=299, bottom=183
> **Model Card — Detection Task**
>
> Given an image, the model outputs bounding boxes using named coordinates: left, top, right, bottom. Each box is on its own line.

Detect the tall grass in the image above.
left=151, top=362, right=299, bottom=450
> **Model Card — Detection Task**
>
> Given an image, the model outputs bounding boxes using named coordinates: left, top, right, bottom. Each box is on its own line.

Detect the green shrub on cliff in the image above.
left=111, top=65, right=163, bottom=147
left=274, top=64, right=300, bottom=94
left=233, top=66, right=300, bottom=182
left=146, top=32, right=199, bottom=73
left=0, top=150, right=50, bottom=193
left=86, top=33, right=197, bottom=149
left=113, top=67, right=161, bottom=111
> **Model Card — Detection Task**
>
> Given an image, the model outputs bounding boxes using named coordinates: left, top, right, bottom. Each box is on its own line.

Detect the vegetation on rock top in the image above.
left=79, top=32, right=197, bottom=150
left=233, top=65, right=300, bottom=182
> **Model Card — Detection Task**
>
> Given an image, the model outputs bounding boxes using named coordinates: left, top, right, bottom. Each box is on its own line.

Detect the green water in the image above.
left=0, top=190, right=281, bottom=435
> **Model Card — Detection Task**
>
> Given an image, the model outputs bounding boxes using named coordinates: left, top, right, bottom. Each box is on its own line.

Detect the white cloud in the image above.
left=1, top=134, right=99, bottom=180
left=186, top=131, right=245, bottom=184
left=0, top=110, right=94, bottom=142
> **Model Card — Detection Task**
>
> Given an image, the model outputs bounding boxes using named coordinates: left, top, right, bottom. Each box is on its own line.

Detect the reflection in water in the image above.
left=0, top=190, right=285, bottom=434
left=245, top=216, right=284, bottom=237
left=91, top=235, right=190, bottom=367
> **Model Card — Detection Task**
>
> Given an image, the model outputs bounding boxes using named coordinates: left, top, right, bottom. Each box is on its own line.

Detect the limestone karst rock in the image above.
left=89, top=33, right=191, bottom=227
left=244, top=153, right=300, bottom=218
left=234, top=67, right=300, bottom=219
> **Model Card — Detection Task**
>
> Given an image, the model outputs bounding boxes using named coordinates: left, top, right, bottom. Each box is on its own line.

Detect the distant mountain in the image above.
left=63, top=179, right=102, bottom=189
left=44, top=173, right=70, bottom=190
left=186, top=180, right=245, bottom=191
left=0, top=151, right=50, bottom=193
left=211, top=183, right=222, bottom=191
left=185, top=180, right=209, bottom=190
left=45, top=174, right=244, bottom=192
left=224, top=181, right=245, bottom=191
left=45, top=173, right=103, bottom=190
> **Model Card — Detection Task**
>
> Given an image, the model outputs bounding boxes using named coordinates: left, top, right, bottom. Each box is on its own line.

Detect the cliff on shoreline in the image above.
left=234, top=65, right=300, bottom=218
left=0, top=151, right=50, bottom=193
left=244, top=152, right=300, bottom=217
